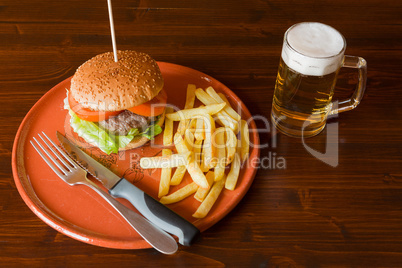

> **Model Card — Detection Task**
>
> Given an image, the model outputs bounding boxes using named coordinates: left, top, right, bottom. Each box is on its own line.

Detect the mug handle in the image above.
left=329, top=55, right=367, bottom=115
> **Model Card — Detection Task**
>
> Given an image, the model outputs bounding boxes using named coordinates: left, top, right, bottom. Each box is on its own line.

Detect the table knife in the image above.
left=56, top=131, right=200, bottom=246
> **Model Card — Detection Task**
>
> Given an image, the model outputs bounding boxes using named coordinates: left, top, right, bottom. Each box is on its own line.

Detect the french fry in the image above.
left=203, top=114, right=216, bottom=169
left=199, top=140, right=210, bottom=173
left=184, top=129, right=195, bottom=151
left=239, top=120, right=250, bottom=161
left=171, top=133, right=192, bottom=185
left=173, top=132, right=191, bottom=154
left=218, top=92, right=242, bottom=132
left=158, top=149, right=172, bottom=198
left=206, top=87, right=241, bottom=121
left=225, top=127, right=237, bottom=165
left=218, top=92, right=229, bottom=103
left=225, top=153, right=241, bottom=190
left=192, top=175, right=226, bottom=218
left=170, top=165, right=187, bottom=186
left=194, top=171, right=215, bottom=202
left=174, top=132, right=208, bottom=188
left=193, top=140, right=203, bottom=165
left=186, top=154, right=209, bottom=189
left=195, top=87, right=217, bottom=106
left=188, top=118, right=197, bottom=130
left=214, top=127, right=226, bottom=181
left=166, top=103, right=225, bottom=121
left=194, top=116, right=205, bottom=140
left=177, top=84, right=196, bottom=134
left=213, top=112, right=239, bottom=134
left=159, top=182, right=198, bottom=204
left=140, top=151, right=190, bottom=169
left=163, top=106, right=174, bottom=146
left=195, top=88, right=237, bottom=132
left=218, top=92, right=241, bottom=119
left=185, top=84, right=197, bottom=108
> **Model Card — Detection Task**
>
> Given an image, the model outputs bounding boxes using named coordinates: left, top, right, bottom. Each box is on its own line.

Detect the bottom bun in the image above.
left=119, top=110, right=165, bottom=151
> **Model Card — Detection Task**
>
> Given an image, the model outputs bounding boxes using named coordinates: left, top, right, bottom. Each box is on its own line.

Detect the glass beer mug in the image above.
left=271, top=22, right=367, bottom=137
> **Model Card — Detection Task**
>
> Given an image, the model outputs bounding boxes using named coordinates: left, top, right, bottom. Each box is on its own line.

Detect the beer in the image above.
left=271, top=22, right=346, bottom=137
left=272, top=58, right=341, bottom=137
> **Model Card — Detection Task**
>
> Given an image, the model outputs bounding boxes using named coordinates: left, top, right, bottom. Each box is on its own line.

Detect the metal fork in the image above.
left=30, top=132, right=178, bottom=254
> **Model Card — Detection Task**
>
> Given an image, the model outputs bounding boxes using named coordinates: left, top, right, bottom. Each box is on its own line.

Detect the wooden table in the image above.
left=2, top=0, right=402, bottom=266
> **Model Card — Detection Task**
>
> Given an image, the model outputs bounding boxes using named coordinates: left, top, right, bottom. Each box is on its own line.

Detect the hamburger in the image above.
left=64, top=50, right=166, bottom=154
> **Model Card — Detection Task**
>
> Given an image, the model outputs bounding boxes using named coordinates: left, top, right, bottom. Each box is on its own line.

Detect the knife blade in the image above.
left=56, top=131, right=200, bottom=246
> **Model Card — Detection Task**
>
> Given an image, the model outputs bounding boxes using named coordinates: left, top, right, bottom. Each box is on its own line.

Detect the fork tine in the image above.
left=30, top=138, right=67, bottom=178
left=40, top=132, right=78, bottom=169
left=37, top=133, right=72, bottom=173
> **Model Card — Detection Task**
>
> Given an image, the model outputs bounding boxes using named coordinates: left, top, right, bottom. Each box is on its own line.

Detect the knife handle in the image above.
left=84, top=180, right=178, bottom=254
left=109, top=178, right=200, bottom=246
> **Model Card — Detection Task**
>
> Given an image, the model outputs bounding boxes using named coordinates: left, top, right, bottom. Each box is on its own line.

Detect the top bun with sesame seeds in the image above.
left=70, top=50, right=164, bottom=112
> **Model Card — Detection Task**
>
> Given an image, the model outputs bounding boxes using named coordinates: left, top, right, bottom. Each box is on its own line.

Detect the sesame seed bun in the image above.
left=70, top=50, right=164, bottom=112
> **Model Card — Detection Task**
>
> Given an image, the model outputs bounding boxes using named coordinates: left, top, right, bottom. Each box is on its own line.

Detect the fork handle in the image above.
left=84, top=180, right=178, bottom=254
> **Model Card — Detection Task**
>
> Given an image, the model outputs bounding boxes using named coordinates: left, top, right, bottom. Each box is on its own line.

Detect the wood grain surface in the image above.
left=1, top=0, right=402, bottom=267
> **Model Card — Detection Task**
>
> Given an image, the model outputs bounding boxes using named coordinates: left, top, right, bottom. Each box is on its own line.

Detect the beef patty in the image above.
left=98, top=110, right=151, bottom=136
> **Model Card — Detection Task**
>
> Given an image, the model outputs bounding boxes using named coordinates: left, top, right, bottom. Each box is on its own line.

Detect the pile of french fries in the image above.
left=140, top=84, right=249, bottom=218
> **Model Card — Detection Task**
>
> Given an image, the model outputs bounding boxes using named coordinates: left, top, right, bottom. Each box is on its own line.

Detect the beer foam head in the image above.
left=282, top=22, right=345, bottom=76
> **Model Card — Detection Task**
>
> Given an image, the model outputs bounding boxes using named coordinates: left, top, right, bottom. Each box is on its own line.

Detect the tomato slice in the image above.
left=68, top=93, right=122, bottom=122
left=127, top=88, right=167, bottom=117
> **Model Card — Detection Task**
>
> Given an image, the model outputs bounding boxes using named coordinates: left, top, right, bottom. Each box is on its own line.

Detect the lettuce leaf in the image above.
left=65, top=92, right=161, bottom=154
left=140, top=123, right=163, bottom=140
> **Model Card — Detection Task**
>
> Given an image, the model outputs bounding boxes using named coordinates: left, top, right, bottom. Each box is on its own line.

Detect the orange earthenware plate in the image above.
left=12, top=62, right=260, bottom=249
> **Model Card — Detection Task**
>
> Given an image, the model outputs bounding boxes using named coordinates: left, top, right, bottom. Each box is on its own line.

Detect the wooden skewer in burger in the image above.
left=65, top=1, right=166, bottom=154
